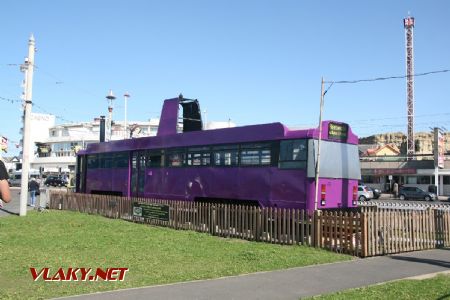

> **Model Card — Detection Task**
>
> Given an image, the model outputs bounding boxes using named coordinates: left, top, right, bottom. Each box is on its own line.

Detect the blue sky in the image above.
left=1, top=0, right=449, bottom=156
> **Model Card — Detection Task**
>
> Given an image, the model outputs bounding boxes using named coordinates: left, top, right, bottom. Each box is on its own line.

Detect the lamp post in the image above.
left=124, top=92, right=130, bottom=138
left=105, top=90, right=116, bottom=141
left=19, top=34, right=35, bottom=216
left=314, top=77, right=325, bottom=211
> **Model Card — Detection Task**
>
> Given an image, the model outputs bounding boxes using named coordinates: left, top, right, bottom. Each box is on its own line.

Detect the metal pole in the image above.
left=106, top=90, right=116, bottom=141
left=124, top=92, right=130, bottom=139
left=435, top=166, right=439, bottom=197
left=314, top=77, right=325, bottom=211
left=433, top=127, right=440, bottom=197
left=19, top=34, right=36, bottom=216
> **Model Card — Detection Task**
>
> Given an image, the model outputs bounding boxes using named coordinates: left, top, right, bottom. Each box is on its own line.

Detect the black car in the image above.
left=398, top=186, right=436, bottom=201
left=44, top=176, right=68, bottom=187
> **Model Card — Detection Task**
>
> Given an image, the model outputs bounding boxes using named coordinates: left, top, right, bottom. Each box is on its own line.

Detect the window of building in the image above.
left=417, top=176, right=431, bottom=184
left=279, top=139, right=307, bottom=169
left=361, top=175, right=380, bottom=184
left=406, top=176, right=417, bottom=184
left=406, top=176, right=431, bottom=185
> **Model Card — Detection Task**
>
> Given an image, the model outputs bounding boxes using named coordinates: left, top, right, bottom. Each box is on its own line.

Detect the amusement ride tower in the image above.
left=404, top=15, right=415, bottom=158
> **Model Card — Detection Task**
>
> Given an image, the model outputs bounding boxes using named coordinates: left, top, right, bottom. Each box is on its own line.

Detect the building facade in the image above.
left=360, top=132, right=450, bottom=196
left=31, top=117, right=159, bottom=175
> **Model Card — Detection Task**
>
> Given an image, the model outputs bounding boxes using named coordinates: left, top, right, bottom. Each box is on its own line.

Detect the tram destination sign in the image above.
left=328, top=122, right=348, bottom=141
left=133, top=202, right=170, bottom=221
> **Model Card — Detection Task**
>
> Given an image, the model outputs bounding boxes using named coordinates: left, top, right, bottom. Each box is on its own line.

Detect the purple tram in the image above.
left=76, top=95, right=361, bottom=210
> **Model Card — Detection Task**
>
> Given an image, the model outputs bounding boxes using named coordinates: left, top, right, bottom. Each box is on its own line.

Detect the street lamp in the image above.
left=105, top=90, right=116, bottom=141
left=124, top=92, right=130, bottom=138
left=314, top=78, right=325, bottom=211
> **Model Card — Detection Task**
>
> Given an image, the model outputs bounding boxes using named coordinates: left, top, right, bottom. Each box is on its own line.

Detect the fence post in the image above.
left=210, top=204, right=216, bottom=236
left=314, top=210, right=321, bottom=248
left=361, top=212, right=368, bottom=257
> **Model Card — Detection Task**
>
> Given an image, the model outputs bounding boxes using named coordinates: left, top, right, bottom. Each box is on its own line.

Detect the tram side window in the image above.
left=101, top=153, right=114, bottom=168
left=114, top=152, right=129, bottom=168
left=240, top=143, right=272, bottom=166
left=187, top=147, right=211, bottom=166
left=279, top=139, right=307, bottom=169
left=147, top=151, right=163, bottom=168
left=87, top=154, right=99, bottom=169
left=167, top=150, right=185, bottom=167
left=213, top=145, right=239, bottom=166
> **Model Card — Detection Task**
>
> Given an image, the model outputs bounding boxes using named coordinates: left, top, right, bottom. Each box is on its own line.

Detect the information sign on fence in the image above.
left=133, top=202, right=170, bottom=221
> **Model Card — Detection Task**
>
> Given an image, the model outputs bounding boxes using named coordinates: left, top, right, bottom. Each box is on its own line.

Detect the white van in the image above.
left=9, top=169, right=40, bottom=186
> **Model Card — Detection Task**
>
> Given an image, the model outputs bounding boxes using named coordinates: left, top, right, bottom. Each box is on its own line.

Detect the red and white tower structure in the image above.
left=404, top=16, right=415, bottom=158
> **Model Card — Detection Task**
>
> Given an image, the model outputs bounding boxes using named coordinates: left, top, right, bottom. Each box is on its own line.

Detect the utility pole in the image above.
left=123, top=92, right=130, bottom=138
left=19, top=34, right=36, bottom=216
left=314, top=77, right=325, bottom=211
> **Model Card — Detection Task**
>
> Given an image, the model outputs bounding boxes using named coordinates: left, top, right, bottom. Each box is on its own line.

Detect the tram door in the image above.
left=131, top=151, right=146, bottom=197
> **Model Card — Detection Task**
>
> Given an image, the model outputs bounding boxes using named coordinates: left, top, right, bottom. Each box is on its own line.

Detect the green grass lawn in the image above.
left=310, top=274, right=450, bottom=300
left=0, top=211, right=351, bottom=299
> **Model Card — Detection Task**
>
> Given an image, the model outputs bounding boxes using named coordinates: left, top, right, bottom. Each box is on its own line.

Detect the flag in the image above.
left=1, top=136, right=7, bottom=153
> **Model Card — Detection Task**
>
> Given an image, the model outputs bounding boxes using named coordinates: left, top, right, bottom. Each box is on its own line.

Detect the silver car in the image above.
left=358, top=185, right=374, bottom=201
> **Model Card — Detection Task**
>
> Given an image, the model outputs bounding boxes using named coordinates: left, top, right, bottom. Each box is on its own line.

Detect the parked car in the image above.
left=398, top=186, right=436, bottom=201
left=368, top=187, right=381, bottom=199
left=358, top=185, right=374, bottom=201
left=44, top=176, right=68, bottom=187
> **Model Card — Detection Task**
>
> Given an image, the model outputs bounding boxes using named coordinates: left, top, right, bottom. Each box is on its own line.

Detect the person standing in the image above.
left=0, top=159, right=11, bottom=205
left=393, top=182, right=399, bottom=199
left=28, top=178, right=40, bottom=207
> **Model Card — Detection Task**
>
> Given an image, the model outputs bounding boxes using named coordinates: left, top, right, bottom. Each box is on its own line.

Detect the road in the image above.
left=0, top=186, right=61, bottom=216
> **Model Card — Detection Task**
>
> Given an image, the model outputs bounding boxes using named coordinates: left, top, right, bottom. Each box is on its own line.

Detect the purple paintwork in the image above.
left=80, top=97, right=360, bottom=210
left=156, top=99, right=179, bottom=136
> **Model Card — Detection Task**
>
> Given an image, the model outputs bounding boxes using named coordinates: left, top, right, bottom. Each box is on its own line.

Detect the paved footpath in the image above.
left=0, top=186, right=54, bottom=217
left=0, top=187, right=35, bottom=217
left=61, top=248, right=450, bottom=300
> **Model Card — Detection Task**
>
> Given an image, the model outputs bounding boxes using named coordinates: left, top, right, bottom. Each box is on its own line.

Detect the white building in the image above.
left=20, top=113, right=56, bottom=160
left=32, top=117, right=160, bottom=174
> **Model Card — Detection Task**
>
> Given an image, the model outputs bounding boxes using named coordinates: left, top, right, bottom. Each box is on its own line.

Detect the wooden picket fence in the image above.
left=360, top=206, right=450, bottom=257
left=48, top=192, right=450, bottom=257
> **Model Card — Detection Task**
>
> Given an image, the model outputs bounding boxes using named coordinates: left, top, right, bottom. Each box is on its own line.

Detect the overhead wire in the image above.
left=324, top=69, right=450, bottom=85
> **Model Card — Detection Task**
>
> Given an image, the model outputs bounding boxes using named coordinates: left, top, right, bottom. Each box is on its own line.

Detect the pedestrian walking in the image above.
left=28, top=178, right=40, bottom=207
left=0, top=159, right=11, bottom=205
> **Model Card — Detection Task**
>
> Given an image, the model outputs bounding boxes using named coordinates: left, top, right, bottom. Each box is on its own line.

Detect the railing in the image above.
left=49, top=192, right=450, bottom=258
left=358, top=200, right=450, bottom=211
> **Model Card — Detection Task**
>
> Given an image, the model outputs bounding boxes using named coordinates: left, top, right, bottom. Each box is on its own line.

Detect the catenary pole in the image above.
left=19, top=34, right=36, bottom=216
left=314, top=77, right=325, bottom=211
left=124, top=92, right=130, bottom=138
